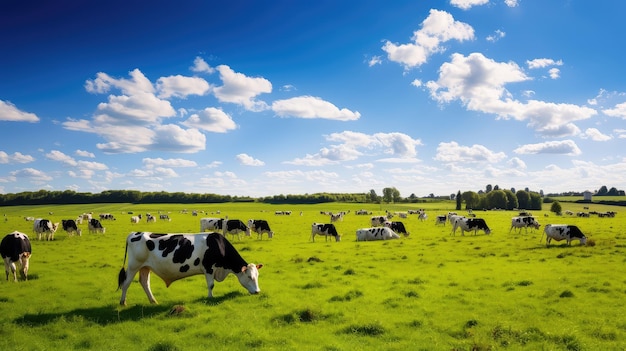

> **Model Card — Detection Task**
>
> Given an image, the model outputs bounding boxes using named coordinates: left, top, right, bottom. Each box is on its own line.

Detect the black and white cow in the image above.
left=311, top=223, right=341, bottom=242
left=223, top=219, right=250, bottom=240
left=88, top=218, right=105, bottom=234
left=99, top=213, right=116, bottom=220
left=200, top=218, right=224, bottom=232
left=1, top=231, right=32, bottom=281
left=384, top=221, right=409, bottom=237
left=356, top=227, right=400, bottom=241
left=61, top=219, right=82, bottom=236
left=542, top=224, right=587, bottom=246
left=159, top=214, right=171, bottom=221
left=248, top=219, right=274, bottom=239
left=435, top=215, right=447, bottom=226
left=451, top=217, right=491, bottom=236
left=370, top=216, right=387, bottom=227
left=33, top=218, right=59, bottom=241
left=509, top=216, right=541, bottom=234
left=117, top=232, right=262, bottom=305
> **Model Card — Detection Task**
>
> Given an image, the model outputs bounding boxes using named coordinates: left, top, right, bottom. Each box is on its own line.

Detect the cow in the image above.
left=159, top=214, right=171, bottom=221
left=61, top=219, right=82, bottom=236
left=146, top=214, right=156, bottom=223
left=200, top=218, right=224, bottom=232
left=1, top=232, right=32, bottom=282
left=542, top=224, right=587, bottom=246
left=311, top=223, right=341, bottom=242
left=370, top=216, right=387, bottom=227
left=452, top=217, right=491, bottom=236
left=356, top=227, right=400, bottom=241
left=509, top=216, right=541, bottom=234
left=418, top=212, right=428, bottom=222
left=384, top=221, right=410, bottom=237
left=248, top=219, right=274, bottom=239
left=330, top=213, right=343, bottom=222
left=223, top=219, right=250, bottom=240
left=88, top=218, right=105, bottom=234
left=130, top=216, right=141, bottom=224
left=33, top=218, right=59, bottom=241
left=99, top=213, right=116, bottom=220
left=435, top=215, right=447, bottom=226
left=117, top=232, right=262, bottom=305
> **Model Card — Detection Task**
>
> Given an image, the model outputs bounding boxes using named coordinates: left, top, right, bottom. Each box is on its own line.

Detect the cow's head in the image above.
left=578, top=236, right=587, bottom=245
left=334, top=234, right=341, bottom=242
left=237, top=263, right=263, bottom=294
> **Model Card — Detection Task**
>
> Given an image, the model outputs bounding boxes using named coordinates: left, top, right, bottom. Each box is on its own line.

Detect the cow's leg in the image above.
left=205, top=273, right=216, bottom=298
left=138, top=267, right=158, bottom=304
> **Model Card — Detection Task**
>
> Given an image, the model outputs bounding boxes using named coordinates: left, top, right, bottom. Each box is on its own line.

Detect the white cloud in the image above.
left=368, top=55, right=382, bottom=67
left=603, top=102, right=626, bottom=118
left=0, top=151, right=35, bottom=164
left=450, top=0, right=489, bottom=10
left=507, top=157, right=527, bottom=170
left=505, top=0, right=519, bottom=7
left=143, top=157, right=198, bottom=168
left=426, top=53, right=596, bottom=137
left=236, top=153, right=265, bottom=166
left=486, top=29, right=506, bottom=43
left=181, top=107, right=237, bottom=133
left=128, top=167, right=179, bottom=178
left=190, top=57, right=215, bottom=74
left=581, top=128, right=612, bottom=141
left=382, top=9, right=474, bottom=69
left=513, top=140, right=582, bottom=155
left=10, top=168, right=53, bottom=182
left=272, top=96, right=360, bottom=121
left=0, top=100, right=39, bottom=122
left=151, top=124, right=206, bottom=153
left=46, top=150, right=78, bottom=166
left=548, top=68, right=560, bottom=79
left=75, top=150, right=95, bottom=158
left=213, top=65, right=271, bottom=111
left=156, top=75, right=211, bottom=99
left=527, top=58, right=563, bottom=69
left=434, top=141, right=507, bottom=163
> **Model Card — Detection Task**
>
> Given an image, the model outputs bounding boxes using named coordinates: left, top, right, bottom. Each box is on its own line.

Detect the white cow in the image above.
left=311, top=223, right=341, bottom=242
left=356, top=227, right=400, bottom=241
left=509, top=216, right=541, bottom=234
left=200, top=218, right=223, bottom=232
left=542, top=224, right=587, bottom=246
left=1, top=231, right=32, bottom=281
left=451, top=217, right=491, bottom=236
left=33, top=218, right=59, bottom=241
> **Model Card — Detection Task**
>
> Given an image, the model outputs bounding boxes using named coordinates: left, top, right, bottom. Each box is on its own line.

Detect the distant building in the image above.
left=583, top=190, right=592, bottom=201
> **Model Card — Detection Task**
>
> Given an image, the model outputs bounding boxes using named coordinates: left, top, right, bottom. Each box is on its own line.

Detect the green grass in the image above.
left=1, top=202, right=625, bottom=350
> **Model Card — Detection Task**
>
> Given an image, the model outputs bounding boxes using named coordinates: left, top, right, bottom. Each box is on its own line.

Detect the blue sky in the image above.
left=1, top=0, right=625, bottom=198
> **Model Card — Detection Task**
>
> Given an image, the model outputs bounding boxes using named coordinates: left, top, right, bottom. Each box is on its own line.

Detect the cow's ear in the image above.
left=241, top=266, right=247, bottom=273
left=256, top=264, right=263, bottom=270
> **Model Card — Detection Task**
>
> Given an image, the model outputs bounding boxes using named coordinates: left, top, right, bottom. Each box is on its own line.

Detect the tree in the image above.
left=462, top=191, right=480, bottom=210
left=382, top=187, right=400, bottom=203
left=597, top=186, right=608, bottom=196
left=550, top=200, right=562, bottom=214
left=516, top=190, right=531, bottom=209
left=503, top=189, right=518, bottom=210
left=529, top=192, right=543, bottom=210
left=486, top=190, right=507, bottom=209
left=608, top=187, right=619, bottom=196
left=368, top=189, right=380, bottom=203
left=486, top=184, right=493, bottom=193
left=456, top=190, right=462, bottom=210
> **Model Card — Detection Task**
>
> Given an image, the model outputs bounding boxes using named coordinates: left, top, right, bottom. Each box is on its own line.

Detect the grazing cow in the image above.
left=200, top=218, right=224, bottom=232
left=61, top=219, right=82, bottom=236
left=356, top=227, right=400, bottom=241
left=435, top=215, right=447, bottom=226
left=99, top=213, right=116, bottom=220
left=33, top=218, right=59, bottom=241
left=248, top=219, right=274, bottom=239
left=542, top=224, right=587, bottom=246
left=384, top=221, right=409, bottom=237
left=88, top=218, right=105, bottom=234
left=146, top=214, right=156, bottom=223
left=311, top=223, right=341, bottom=242
left=1, top=231, right=32, bottom=281
left=509, top=216, right=541, bottom=234
left=159, top=214, right=171, bottom=221
left=330, top=213, right=343, bottom=222
left=418, top=212, right=428, bottom=222
left=130, top=216, right=141, bottom=224
left=452, top=217, right=491, bottom=236
left=223, top=219, right=250, bottom=240
left=117, top=232, right=262, bottom=305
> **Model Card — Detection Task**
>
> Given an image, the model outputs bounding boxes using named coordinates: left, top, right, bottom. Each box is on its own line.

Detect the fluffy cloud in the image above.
left=213, top=65, right=271, bottom=111
left=382, top=9, right=474, bottom=69
left=236, top=153, right=265, bottom=166
left=434, top=141, right=507, bottom=163
left=0, top=100, right=39, bottom=122
left=514, top=140, right=582, bottom=156
left=450, top=0, right=489, bottom=10
left=143, top=157, right=198, bottom=168
left=0, top=151, right=35, bottom=164
left=603, top=102, right=626, bottom=118
left=190, top=56, right=215, bottom=74
left=581, top=128, right=612, bottom=141
left=156, top=75, right=211, bottom=99
left=181, top=107, right=237, bottom=133
left=272, top=96, right=360, bottom=121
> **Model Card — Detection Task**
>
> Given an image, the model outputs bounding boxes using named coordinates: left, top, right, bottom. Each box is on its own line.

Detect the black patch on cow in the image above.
left=567, top=225, right=585, bottom=238
left=391, top=222, right=406, bottom=234
left=319, top=224, right=338, bottom=236
left=0, top=233, right=31, bottom=262
left=89, top=218, right=102, bottom=228
left=157, top=235, right=194, bottom=264
left=62, top=219, right=77, bottom=231
left=179, top=264, right=190, bottom=273
left=149, top=233, right=168, bottom=238
left=226, top=220, right=246, bottom=232
left=467, top=218, right=489, bottom=230
left=130, top=234, right=142, bottom=242
left=146, top=240, right=155, bottom=251
left=193, top=257, right=200, bottom=266
left=202, top=233, right=247, bottom=274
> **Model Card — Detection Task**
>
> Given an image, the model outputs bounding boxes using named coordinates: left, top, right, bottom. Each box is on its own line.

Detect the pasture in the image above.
left=1, top=201, right=625, bottom=350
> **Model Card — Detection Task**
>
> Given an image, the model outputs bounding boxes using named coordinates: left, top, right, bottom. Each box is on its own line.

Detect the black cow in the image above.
left=223, top=219, right=250, bottom=240
left=248, top=219, right=274, bottom=239
left=62, top=219, right=81, bottom=236
left=384, top=221, right=410, bottom=237
left=452, top=217, right=491, bottom=236
left=88, top=218, right=105, bottom=234
left=118, top=232, right=262, bottom=305
left=1, top=231, right=32, bottom=281
left=311, top=223, right=341, bottom=242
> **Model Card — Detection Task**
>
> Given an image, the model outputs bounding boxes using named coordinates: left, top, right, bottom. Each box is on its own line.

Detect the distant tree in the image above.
left=550, top=201, right=562, bottom=214
left=503, top=189, right=518, bottom=210
left=486, top=184, right=493, bottom=193
left=456, top=190, right=462, bottom=210
left=607, top=187, right=619, bottom=196
left=597, top=186, right=608, bottom=196
left=450, top=193, right=456, bottom=200
left=494, top=185, right=500, bottom=191
left=510, top=187, right=516, bottom=194
left=529, top=192, right=543, bottom=210
left=516, top=190, right=531, bottom=209
left=462, top=191, right=480, bottom=210
left=382, top=187, right=400, bottom=203
left=486, top=190, right=507, bottom=209
left=539, top=189, right=544, bottom=197
left=368, top=189, right=380, bottom=203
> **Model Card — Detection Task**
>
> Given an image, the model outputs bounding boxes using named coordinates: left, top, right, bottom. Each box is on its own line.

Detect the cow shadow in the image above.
left=193, top=290, right=245, bottom=306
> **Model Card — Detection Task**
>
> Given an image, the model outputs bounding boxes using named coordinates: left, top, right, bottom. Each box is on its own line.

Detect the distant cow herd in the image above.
left=2, top=206, right=610, bottom=305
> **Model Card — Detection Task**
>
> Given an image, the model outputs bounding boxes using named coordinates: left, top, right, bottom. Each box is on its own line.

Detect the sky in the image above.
left=1, top=0, right=625, bottom=198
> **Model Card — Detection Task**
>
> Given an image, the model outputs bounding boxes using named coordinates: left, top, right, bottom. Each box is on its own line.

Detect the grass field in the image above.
left=0, top=201, right=625, bottom=350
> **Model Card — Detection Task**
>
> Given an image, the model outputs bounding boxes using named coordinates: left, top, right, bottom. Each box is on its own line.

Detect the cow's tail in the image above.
left=117, top=240, right=129, bottom=291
